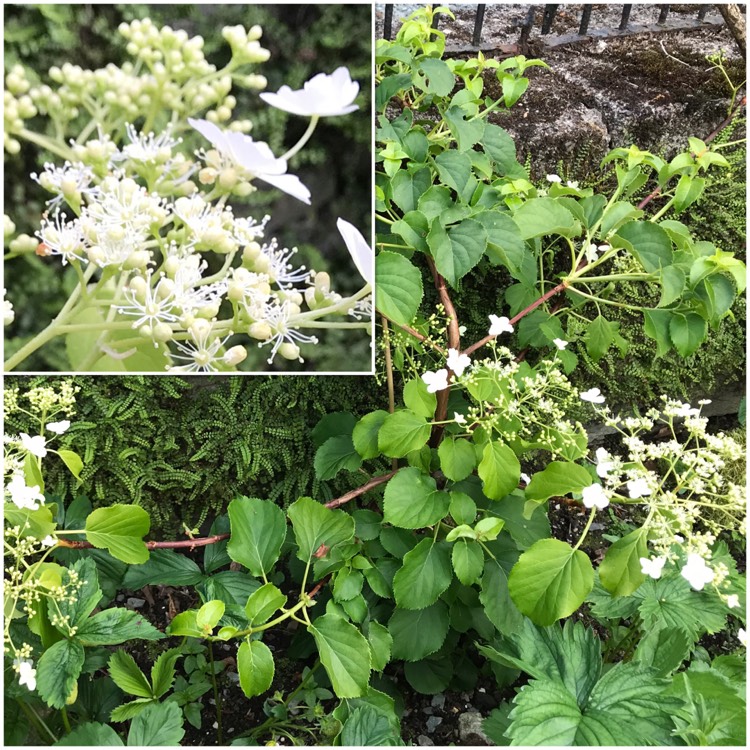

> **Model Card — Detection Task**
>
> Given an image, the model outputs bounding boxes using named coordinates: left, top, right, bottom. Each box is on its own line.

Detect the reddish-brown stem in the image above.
left=381, top=314, right=446, bottom=356
left=324, top=470, right=397, bottom=509
left=638, top=96, right=745, bottom=210
left=56, top=533, right=230, bottom=551
left=463, top=279, right=569, bottom=358
left=425, top=257, right=460, bottom=443
left=307, top=576, right=329, bottom=599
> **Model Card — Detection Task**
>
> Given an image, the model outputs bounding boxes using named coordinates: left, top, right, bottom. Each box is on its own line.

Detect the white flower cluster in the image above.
left=590, top=397, right=745, bottom=593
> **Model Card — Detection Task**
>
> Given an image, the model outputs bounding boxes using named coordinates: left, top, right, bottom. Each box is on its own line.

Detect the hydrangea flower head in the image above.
left=680, top=552, right=715, bottom=591
left=581, top=483, right=609, bottom=510
left=446, top=348, right=471, bottom=377
left=580, top=387, right=606, bottom=404
left=640, top=556, right=666, bottom=579
left=488, top=314, right=514, bottom=336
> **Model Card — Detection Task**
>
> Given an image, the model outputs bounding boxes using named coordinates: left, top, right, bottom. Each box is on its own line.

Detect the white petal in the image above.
left=336, top=218, right=372, bottom=285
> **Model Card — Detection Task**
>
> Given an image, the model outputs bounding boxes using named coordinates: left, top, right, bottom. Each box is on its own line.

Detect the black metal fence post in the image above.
left=473, top=4, right=486, bottom=47
left=541, top=4, right=559, bottom=34
left=579, top=5, right=593, bottom=36
left=619, top=4, right=632, bottom=31
left=384, top=4, right=393, bottom=40
left=657, top=5, right=670, bottom=25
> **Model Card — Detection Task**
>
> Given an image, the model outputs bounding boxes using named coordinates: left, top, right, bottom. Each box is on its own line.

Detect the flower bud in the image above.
left=152, top=322, right=173, bottom=342
left=189, top=318, right=212, bottom=341
left=124, top=250, right=151, bottom=270
left=218, top=167, right=239, bottom=190
left=196, top=303, right=220, bottom=319
left=156, top=279, right=175, bottom=300
left=248, top=321, right=271, bottom=340
left=164, top=257, right=181, bottom=277
left=279, top=342, right=301, bottom=361
left=139, top=324, right=155, bottom=339
left=242, top=242, right=261, bottom=265
left=223, top=345, right=247, bottom=366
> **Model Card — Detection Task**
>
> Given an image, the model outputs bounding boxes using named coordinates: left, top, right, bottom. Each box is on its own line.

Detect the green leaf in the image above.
left=340, top=704, right=401, bottom=746
left=311, top=411, right=356, bottom=447
left=598, top=201, right=642, bottom=237
left=53, top=722, right=123, bottom=746
left=389, top=602, right=450, bottom=661
left=314, top=435, right=363, bottom=480
left=309, top=614, right=371, bottom=698
left=669, top=312, right=707, bottom=357
left=383, top=467, right=451, bottom=529
left=492, top=491, right=551, bottom=550
left=403, top=378, right=437, bottom=419
left=37, top=638, right=85, bottom=709
left=438, top=438, right=476, bottom=482
left=392, top=210, right=429, bottom=253
left=367, top=621, right=393, bottom=672
left=695, top=274, right=736, bottom=321
left=444, top=105, right=485, bottom=151
left=673, top=173, right=705, bottom=213
left=404, top=658, right=453, bottom=694
left=375, top=251, right=423, bottom=326
left=483, top=123, right=526, bottom=178
left=658, top=265, right=686, bottom=307
left=237, top=639, right=274, bottom=699
left=643, top=309, right=673, bottom=357
left=391, top=167, right=431, bottom=214
left=57, top=449, right=83, bottom=481
left=508, top=539, right=594, bottom=625
left=434, top=150, right=477, bottom=203
left=4, top=503, right=56, bottom=540
left=76, top=608, right=163, bottom=646
left=585, top=315, right=616, bottom=362
left=526, top=462, right=592, bottom=502
left=56, top=557, right=102, bottom=629
left=353, top=410, right=389, bottom=459
left=165, top=610, right=202, bottom=638
left=418, top=185, right=454, bottom=220
left=195, top=600, right=225, bottom=632
left=378, top=410, right=431, bottom=458
left=84, top=505, right=150, bottom=564
left=127, top=701, right=185, bottom=746
left=415, top=57, right=454, bottom=96
left=150, top=648, right=181, bottom=699
left=513, top=198, right=579, bottom=239
left=452, top=540, right=485, bottom=586
left=501, top=74, right=528, bottom=107
left=108, top=650, right=152, bottom=699
left=288, top=496, right=355, bottom=563
left=375, top=73, right=412, bottom=111
left=111, top=699, right=155, bottom=723
left=431, top=217, right=488, bottom=287
left=475, top=211, right=529, bottom=282
left=633, top=626, right=691, bottom=677
left=449, top=491, right=477, bottom=525
left=615, top=221, right=673, bottom=272
left=227, top=496, right=286, bottom=577
left=244, top=583, right=287, bottom=626
left=333, top=568, right=364, bottom=601
left=393, top=539, right=452, bottom=609
left=598, top=528, right=647, bottom=597
left=122, top=549, right=203, bottom=590
left=480, top=557, right=523, bottom=635
left=478, top=441, right=521, bottom=500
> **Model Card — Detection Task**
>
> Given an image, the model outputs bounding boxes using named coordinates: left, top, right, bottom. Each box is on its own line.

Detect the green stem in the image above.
left=208, top=643, right=223, bottom=744
left=566, top=286, right=651, bottom=312
left=294, top=321, right=370, bottom=330
left=4, top=265, right=99, bottom=370
left=18, top=128, right=75, bottom=161
left=60, top=706, right=72, bottom=735
left=16, top=699, right=58, bottom=744
left=572, top=508, right=598, bottom=552
left=291, top=283, right=371, bottom=323
left=280, top=115, right=319, bottom=161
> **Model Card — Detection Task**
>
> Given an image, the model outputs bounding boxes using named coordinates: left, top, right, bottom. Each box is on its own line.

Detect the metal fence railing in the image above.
left=382, top=4, right=729, bottom=49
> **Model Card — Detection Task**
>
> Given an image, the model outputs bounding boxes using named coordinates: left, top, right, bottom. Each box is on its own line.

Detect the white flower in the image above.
left=739, top=628, right=747, bottom=647
left=336, top=218, right=372, bottom=286
left=454, top=412, right=467, bottom=425
left=580, top=388, right=606, bottom=404
left=598, top=244, right=611, bottom=253
left=421, top=369, right=449, bottom=393
left=488, top=315, right=514, bottom=336
left=14, top=658, right=36, bottom=692
left=46, top=420, right=70, bottom=434
left=257, top=300, right=319, bottom=364
left=6, top=474, right=44, bottom=510
left=566, top=180, right=579, bottom=189
left=189, top=118, right=311, bottom=204
left=680, top=553, right=715, bottom=590
left=20, top=433, right=47, bottom=457
left=116, top=123, right=181, bottom=163
left=41, top=535, right=57, bottom=547
left=446, top=348, right=471, bottom=377
left=581, top=483, right=610, bottom=510
left=4, top=288, right=14, bottom=326
left=726, top=594, right=740, bottom=609
left=546, top=174, right=562, bottom=183
left=585, top=243, right=599, bottom=264
left=259, top=67, right=359, bottom=117
left=640, top=556, right=666, bottom=579
left=520, top=473, right=531, bottom=485
left=627, top=477, right=651, bottom=499
left=552, top=338, right=568, bottom=350
left=594, top=447, right=616, bottom=479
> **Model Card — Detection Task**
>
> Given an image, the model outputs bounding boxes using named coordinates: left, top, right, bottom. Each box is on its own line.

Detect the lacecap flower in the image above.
left=422, top=369, right=449, bottom=393
left=259, top=67, right=359, bottom=117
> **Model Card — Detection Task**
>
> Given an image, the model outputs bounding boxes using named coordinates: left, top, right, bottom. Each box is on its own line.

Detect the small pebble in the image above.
left=426, top=716, right=443, bottom=733
left=422, top=706, right=433, bottom=715
left=126, top=597, right=145, bottom=609
left=116, top=594, right=125, bottom=602
left=417, top=736, right=434, bottom=746
left=430, top=694, right=445, bottom=709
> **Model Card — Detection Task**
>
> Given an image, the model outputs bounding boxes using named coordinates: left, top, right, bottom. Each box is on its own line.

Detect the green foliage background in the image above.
left=5, top=375, right=388, bottom=535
